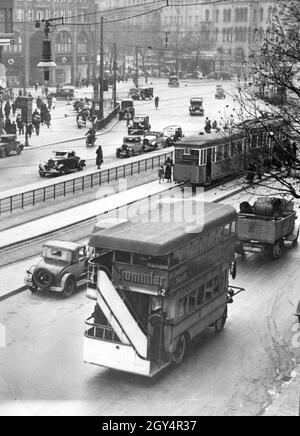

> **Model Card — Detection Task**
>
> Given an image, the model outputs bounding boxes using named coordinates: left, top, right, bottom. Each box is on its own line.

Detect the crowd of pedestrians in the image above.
left=0, top=83, right=56, bottom=140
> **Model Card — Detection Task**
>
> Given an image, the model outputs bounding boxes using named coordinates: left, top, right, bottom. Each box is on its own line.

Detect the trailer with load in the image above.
left=236, top=197, right=299, bottom=259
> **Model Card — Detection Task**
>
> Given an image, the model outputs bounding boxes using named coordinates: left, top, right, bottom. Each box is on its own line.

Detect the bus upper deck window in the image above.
left=181, top=244, right=191, bottom=262
left=170, top=249, right=181, bottom=266
left=223, top=223, right=231, bottom=238
left=115, top=251, right=131, bottom=264
left=231, top=221, right=236, bottom=235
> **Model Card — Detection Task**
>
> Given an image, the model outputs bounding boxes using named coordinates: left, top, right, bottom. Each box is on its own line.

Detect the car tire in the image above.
left=214, top=307, right=228, bottom=332
left=16, top=146, right=22, bottom=155
left=34, top=268, right=53, bottom=290
left=59, top=167, right=67, bottom=176
left=172, top=333, right=188, bottom=366
left=39, top=171, right=46, bottom=177
left=62, top=274, right=77, bottom=298
left=78, top=162, right=84, bottom=171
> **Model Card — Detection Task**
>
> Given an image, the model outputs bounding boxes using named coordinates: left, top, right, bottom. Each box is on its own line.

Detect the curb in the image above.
left=23, top=118, right=119, bottom=151
left=0, top=178, right=266, bottom=302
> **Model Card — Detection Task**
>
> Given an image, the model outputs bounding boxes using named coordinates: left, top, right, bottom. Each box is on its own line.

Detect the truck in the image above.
left=236, top=197, right=299, bottom=259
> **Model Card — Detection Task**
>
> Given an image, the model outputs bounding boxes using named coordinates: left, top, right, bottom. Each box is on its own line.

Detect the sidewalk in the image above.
left=263, top=368, right=300, bottom=416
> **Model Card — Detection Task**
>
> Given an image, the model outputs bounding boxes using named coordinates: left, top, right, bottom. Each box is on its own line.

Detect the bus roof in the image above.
left=89, top=202, right=236, bottom=256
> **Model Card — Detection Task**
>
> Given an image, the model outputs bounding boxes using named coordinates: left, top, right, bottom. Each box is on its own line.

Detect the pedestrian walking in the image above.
left=204, top=118, right=212, bottom=134
left=45, top=111, right=51, bottom=128
left=52, top=96, right=56, bottom=110
left=155, top=96, right=159, bottom=109
left=164, top=156, right=174, bottom=183
left=16, top=114, right=24, bottom=135
left=158, top=165, right=165, bottom=184
left=96, top=145, right=103, bottom=169
left=4, top=116, right=12, bottom=133
left=4, top=101, right=11, bottom=118
left=32, top=110, right=41, bottom=136
left=47, top=96, right=53, bottom=111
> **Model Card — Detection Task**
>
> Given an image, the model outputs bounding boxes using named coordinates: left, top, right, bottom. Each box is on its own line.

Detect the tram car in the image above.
left=173, top=116, right=288, bottom=186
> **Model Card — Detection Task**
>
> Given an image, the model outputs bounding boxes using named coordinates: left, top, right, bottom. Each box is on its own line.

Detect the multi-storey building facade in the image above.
left=2, top=0, right=97, bottom=87
left=161, top=0, right=278, bottom=74
left=0, top=0, right=14, bottom=87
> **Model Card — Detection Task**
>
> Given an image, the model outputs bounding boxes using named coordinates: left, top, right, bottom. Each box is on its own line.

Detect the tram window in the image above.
left=212, top=147, right=216, bottom=163
left=224, top=144, right=229, bottom=159
left=197, top=285, right=205, bottom=305
left=183, top=148, right=191, bottom=156
left=200, top=149, right=207, bottom=165
left=238, top=140, right=243, bottom=153
left=216, top=146, right=222, bottom=161
left=115, top=251, right=131, bottom=264
left=205, top=280, right=213, bottom=301
left=223, top=223, right=231, bottom=238
left=170, top=249, right=181, bottom=266
left=181, top=244, right=191, bottom=262
left=214, top=277, right=220, bottom=295
left=189, top=291, right=197, bottom=311
left=230, top=143, right=235, bottom=157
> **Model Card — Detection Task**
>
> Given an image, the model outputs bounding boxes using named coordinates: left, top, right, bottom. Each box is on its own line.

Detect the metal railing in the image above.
left=85, top=319, right=122, bottom=344
left=0, top=151, right=174, bottom=216
left=95, top=104, right=120, bottom=131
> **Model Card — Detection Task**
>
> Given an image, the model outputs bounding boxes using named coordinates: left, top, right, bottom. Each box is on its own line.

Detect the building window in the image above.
left=55, top=31, right=72, bottom=52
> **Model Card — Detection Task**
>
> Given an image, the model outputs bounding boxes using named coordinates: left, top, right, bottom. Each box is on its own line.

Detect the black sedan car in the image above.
left=39, top=150, right=86, bottom=177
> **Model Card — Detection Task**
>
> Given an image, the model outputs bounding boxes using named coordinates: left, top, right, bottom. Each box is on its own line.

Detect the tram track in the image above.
left=0, top=173, right=269, bottom=301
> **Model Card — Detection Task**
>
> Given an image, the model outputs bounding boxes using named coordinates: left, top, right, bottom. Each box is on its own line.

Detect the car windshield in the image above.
left=42, top=247, right=73, bottom=263
left=191, top=100, right=202, bottom=104
left=52, top=152, right=68, bottom=159
left=124, top=137, right=140, bottom=144
left=134, top=117, right=145, bottom=123
left=144, top=136, right=156, bottom=141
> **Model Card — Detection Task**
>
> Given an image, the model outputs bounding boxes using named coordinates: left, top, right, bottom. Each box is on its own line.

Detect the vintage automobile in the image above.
left=116, top=136, right=144, bottom=158
left=49, top=87, right=75, bottom=100
left=207, top=71, right=232, bottom=81
left=39, top=150, right=86, bottom=177
left=25, top=240, right=88, bottom=298
left=142, top=132, right=162, bottom=152
left=215, top=84, right=226, bottom=99
left=168, top=76, right=180, bottom=87
left=119, top=99, right=135, bottom=120
left=128, top=88, right=141, bottom=100
left=189, top=98, right=204, bottom=116
left=0, top=134, right=24, bottom=158
left=236, top=197, right=299, bottom=259
left=162, top=125, right=183, bottom=146
left=139, top=87, right=154, bottom=100
left=128, top=115, right=151, bottom=135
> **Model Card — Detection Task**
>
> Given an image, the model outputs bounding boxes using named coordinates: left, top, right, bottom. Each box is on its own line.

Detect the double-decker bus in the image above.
left=84, top=201, right=243, bottom=377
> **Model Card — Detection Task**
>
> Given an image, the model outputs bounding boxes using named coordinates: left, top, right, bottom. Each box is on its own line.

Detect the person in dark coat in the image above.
left=11, top=121, right=17, bottom=135
left=164, top=156, right=174, bottom=183
left=36, top=96, right=43, bottom=110
left=4, top=116, right=12, bottom=133
left=96, top=145, right=103, bottom=170
left=4, top=101, right=11, bottom=118
left=16, top=114, right=24, bottom=135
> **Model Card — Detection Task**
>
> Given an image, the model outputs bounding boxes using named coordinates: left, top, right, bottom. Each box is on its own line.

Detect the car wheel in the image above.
left=62, top=275, right=76, bottom=298
left=0, top=149, right=7, bottom=158
left=172, top=334, right=188, bottom=366
left=28, top=286, right=38, bottom=293
left=272, top=240, right=284, bottom=259
left=59, top=167, right=67, bottom=176
left=34, top=268, right=53, bottom=290
left=16, top=146, right=22, bottom=155
left=39, top=171, right=46, bottom=178
left=78, top=163, right=84, bottom=171
left=214, top=307, right=228, bottom=332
